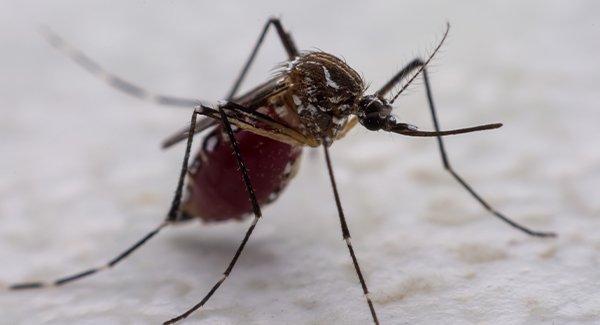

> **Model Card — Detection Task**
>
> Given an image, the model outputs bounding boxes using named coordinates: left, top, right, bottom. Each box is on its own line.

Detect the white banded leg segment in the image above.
left=323, top=144, right=379, bottom=325
left=39, top=27, right=203, bottom=108
left=7, top=221, right=170, bottom=291
left=163, top=105, right=266, bottom=324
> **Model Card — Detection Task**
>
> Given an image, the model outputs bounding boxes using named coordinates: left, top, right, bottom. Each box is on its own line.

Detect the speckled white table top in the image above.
left=1, top=1, right=599, bottom=324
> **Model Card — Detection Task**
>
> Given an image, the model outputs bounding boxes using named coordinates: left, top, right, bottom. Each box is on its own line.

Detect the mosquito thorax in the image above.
left=356, top=95, right=395, bottom=131
left=285, top=52, right=365, bottom=143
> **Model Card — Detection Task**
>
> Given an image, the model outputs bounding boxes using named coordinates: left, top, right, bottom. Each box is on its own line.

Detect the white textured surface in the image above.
left=1, top=1, right=600, bottom=324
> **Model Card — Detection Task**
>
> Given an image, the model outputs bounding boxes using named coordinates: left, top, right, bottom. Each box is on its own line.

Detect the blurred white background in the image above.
left=1, top=1, right=599, bottom=324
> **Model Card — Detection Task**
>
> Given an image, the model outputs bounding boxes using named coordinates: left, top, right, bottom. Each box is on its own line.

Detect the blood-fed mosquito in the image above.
left=5, top=18, right=556, bottom=324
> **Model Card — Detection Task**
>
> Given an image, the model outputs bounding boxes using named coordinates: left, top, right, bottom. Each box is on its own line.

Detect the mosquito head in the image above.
left=356, top=95, right=396, bottom=131
left=357, top=94, right=502, bottom=137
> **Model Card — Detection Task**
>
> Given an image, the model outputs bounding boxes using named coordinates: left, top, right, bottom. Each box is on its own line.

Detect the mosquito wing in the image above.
left=161, top=76, right=290, bottom=149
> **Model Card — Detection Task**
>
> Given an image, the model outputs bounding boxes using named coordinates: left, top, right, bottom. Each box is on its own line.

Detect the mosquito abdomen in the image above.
left=183, top=128, right=303, bottom=222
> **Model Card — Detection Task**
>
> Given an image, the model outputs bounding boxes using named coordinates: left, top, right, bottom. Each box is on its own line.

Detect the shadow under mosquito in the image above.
left=166, top=229, right=278, bottom=272
left=153, top=230, right=286, bottom=319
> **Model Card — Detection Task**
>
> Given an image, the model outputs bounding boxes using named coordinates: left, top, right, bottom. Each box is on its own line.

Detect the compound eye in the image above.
left=360, top=113, right=386, bottom=131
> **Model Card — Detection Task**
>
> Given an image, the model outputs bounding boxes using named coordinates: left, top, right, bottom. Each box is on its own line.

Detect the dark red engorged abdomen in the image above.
left=183, top=128, right=303, bottom=222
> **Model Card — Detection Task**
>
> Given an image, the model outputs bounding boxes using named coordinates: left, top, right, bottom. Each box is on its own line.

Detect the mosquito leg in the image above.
left=418, top=68, right=556, bottom=237
left=378, top=57, right=555, bottom=237
left=160, top=18, right=299, bottom=149
left=376, top=58, right=423, bottom=97
left=163, top=104, right=264, bottom=325
left=227, top=17, right=299, bottom=100
left=323, top=145, right=379, bottom=325
left=6, top=108, right=201, bottom=290
left=40, top=26, right=204, bottom=108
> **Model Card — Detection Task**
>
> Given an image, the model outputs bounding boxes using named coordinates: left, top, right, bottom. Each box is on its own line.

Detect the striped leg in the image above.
left=163, top=104, right=265, bottom=324
left=226, top=17, right=299, bottom=100
left=161, top=17, right=300, bottom=149
left=323, top=145, right=379, bottom=325
left=40, top=26, right=203, bottom=108
left=416, top=67, right=555, bottom=237
left=376, top=24, right=555, bottom=237
left=5, top=108, right=201, bottom=290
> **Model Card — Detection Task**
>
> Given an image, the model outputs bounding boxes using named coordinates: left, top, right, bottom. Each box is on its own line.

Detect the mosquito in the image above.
left=4, top=18, right=556, bottom=324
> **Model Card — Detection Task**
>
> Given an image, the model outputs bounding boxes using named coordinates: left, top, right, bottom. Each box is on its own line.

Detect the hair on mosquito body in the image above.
left=5, top=17, right=556, bottom=325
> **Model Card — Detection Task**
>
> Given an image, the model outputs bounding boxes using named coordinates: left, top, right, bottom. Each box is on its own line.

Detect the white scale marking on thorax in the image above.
left=322, top=66, right=340, bottom=90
